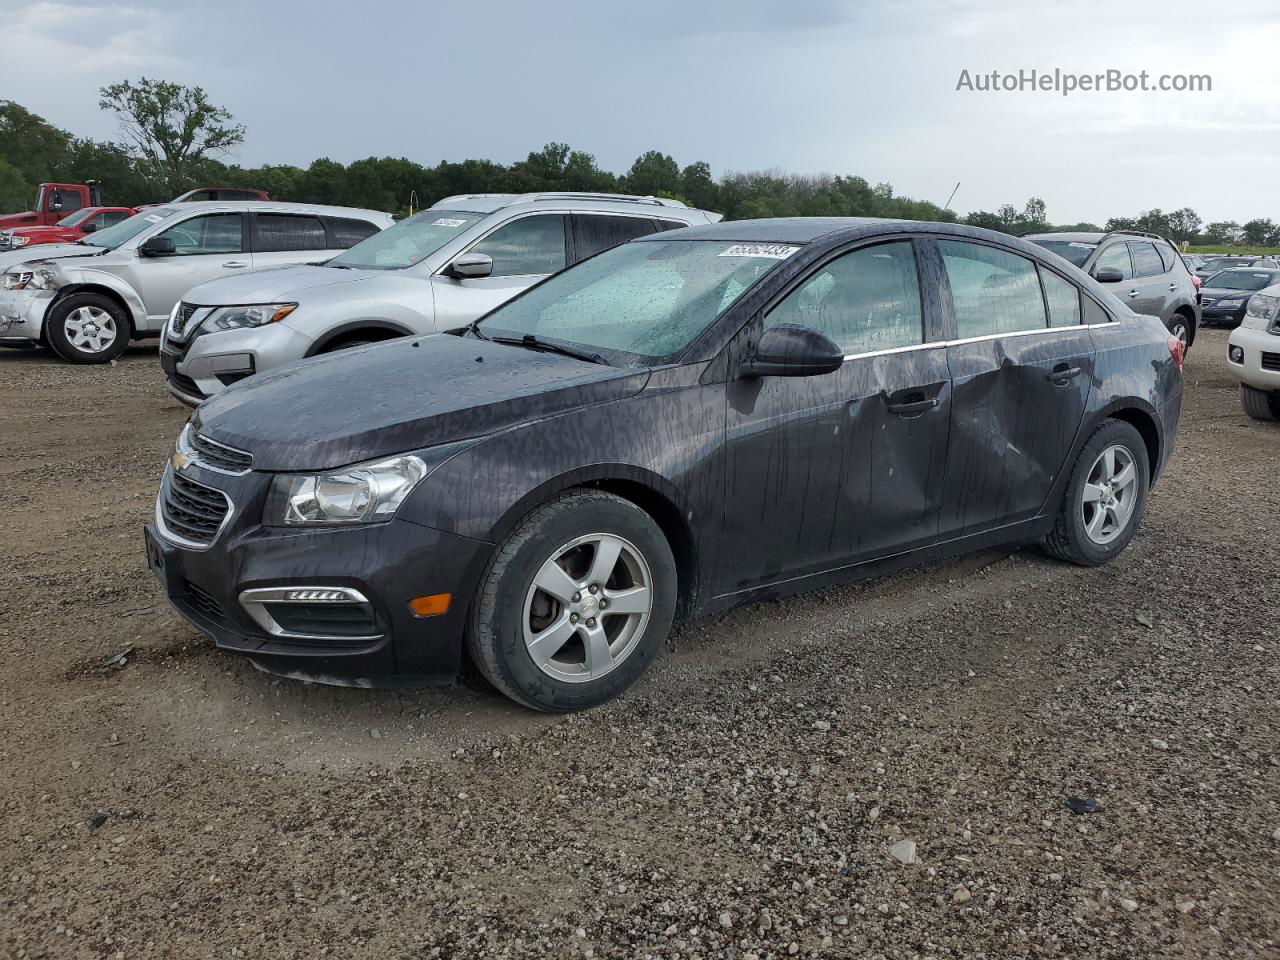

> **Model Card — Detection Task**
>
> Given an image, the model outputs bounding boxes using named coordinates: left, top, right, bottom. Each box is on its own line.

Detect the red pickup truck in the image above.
left=0, top=182, right=106, bottom=232
left=0, top=206, right=137, bottom=250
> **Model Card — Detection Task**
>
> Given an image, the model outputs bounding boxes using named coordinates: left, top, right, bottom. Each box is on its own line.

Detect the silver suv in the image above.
left=160, top=193, right=721, bottom=404
left=1024, top=230, right=1201, bottom=348
left=0, top=202, right=392, bottom=364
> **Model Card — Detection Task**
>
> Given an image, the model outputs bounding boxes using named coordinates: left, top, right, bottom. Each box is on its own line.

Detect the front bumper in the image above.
left=1227, top=322, right=1280, bottom=393
left=1199, top=300, right=1247, bottom=326
left=0, top=288, right=53, bottom=345
left=144, top=461, right=493, bottom=683
left=161, top=317, right=315, bottom=404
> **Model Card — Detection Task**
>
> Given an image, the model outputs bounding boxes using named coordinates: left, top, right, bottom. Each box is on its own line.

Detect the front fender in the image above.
left=52, top=267, right=147, bottom=328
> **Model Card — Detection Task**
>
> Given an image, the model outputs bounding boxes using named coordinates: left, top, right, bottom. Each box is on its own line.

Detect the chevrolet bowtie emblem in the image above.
left=171, top=451, right=190, bottom=471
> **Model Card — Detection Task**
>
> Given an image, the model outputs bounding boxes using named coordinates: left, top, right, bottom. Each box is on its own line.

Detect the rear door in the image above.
left=131, top=211, right=248, bottom=325
left=935, top=238, right=1096, bottom=536
left=430, top=213, right=569, bottom=330
left=250, top=212, right=332, bottom=270
left=718, top=238, right=952, bottom=592
left=1127, top=240, right=1171, bottom=318
left=570, top=214, right=659, bottom=264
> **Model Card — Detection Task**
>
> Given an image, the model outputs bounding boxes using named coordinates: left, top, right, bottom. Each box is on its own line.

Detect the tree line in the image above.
left=0, top=79, right=1268, bottom=246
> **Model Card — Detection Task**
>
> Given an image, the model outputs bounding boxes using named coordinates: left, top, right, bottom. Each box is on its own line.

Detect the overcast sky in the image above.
left=7, top=0, right=1280, bottom=224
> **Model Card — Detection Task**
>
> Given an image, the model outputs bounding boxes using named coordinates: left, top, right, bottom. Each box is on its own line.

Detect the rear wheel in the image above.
left=1167, top=313, right=1192, bottom=350
left=1043, top=419, right=1150, bottom=566
left=467, top=490, right=677, bottom=712
left=46, top=293, right=131, bottom=364
left=1240, top=384, right=1280, bottom=421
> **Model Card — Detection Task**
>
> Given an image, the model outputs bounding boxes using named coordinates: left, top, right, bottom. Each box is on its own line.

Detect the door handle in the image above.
left=1168, top=283, right=1178, bottom=291
left=222, top=260, right=249, bottom=268
left=1047, top=365, right=1083, bottom=384
left=885, top=397, right=939, bottom=417
left=1126, top=289, right=1140, bottom=298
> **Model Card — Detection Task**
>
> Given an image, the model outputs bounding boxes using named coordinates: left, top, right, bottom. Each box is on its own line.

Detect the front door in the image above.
left=935, top=238, right=1096, bottom=535
left=717, top=239, right=952, bottom=595
left=431, top=213, right=568, bottom=330
left=130, top=212, right=249, bottom=327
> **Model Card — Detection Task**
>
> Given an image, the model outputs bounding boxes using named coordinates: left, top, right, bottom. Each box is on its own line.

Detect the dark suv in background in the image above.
left=1025, top=230, right=1200, bottom=348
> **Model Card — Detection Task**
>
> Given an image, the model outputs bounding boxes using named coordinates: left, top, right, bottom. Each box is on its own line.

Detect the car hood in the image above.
left=183, top=264, right=390, bottom=305
left=195, top=334, right=649, bottom=471
left=7, top=226, right=73, bottom=239
left=0, top=242, right=106, bottom=271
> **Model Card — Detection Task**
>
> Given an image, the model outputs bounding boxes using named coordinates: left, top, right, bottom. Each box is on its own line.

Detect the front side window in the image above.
left=1041, top=268, right=1082, bottom=327
left=573, top=214, right=658, bottom=262
left=1129, top=242, right=1165, bottom=278
left=939, top=240, right=1047, bottom=338
left=86, top=207, right=178, bottom=250
left=477, top=239, right=789, bottom=364
left=56, top=209, right=95, bottom=228
left=1094, top=243, right=1133, bottom=280
left=255, top=214, right=328, bottom=252
left=99, top=211, right=130, bottom=228
left=765, top=241, right=922, bottom=355
left=158, top=213, right=243, bottom=255
left=329, top=209, right=484, bottom=270
left=468, top=215, right=567, bottom=277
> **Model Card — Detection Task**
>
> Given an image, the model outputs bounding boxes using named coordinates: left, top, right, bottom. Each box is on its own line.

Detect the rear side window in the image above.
left=1083, top=297, right=1111, bottom=325
left=573, top=214, right=658, bottom=262
left=325, top=217, right=380, bottom=248
left=766, top=241, right=923, bottom=355
left=1094, top=243, right=1133, bottom=280
left=1040, top=268, right=1082, bottom=327
left=939, top=240, right=1047, bottom=338
left=1154, top=242, right=1180, bottom=272
left=99, top=211, right=130, bottom=227
left=1129, top=242, right=1165, bottom=278
left=255, top=214, right=328, bottom=252
left=657, top=219, right=689, bottom=232
left=468, top=214, right=567, bottom=277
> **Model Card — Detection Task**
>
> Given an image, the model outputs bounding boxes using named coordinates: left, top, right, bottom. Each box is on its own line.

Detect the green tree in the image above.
left=679, top=161, right=718, bottom=211
left=1022, top=197, right=1047, bottom=227
left=0, top=101, right=70, bottom=184
left=1242, top=218, right=1274, bottom=246
left=0, top=157, right=34, bottom=212
left=1166, top=207, right=1202, bottom=244
left=625, top=150, right=680, bottom=196
left=98, top=78, right=245, bottom=194
left=1204, top=221, right=1242, bottom=245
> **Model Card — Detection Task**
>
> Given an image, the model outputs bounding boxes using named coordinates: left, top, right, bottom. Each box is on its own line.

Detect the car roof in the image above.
left=156, top=200, right=392, bottom=221
left=637, top=216, right=915, bottom=244
left=1214, top=265, right=1280, bottom=272
left=429, top=191, right=715, bottom=219
left=1023, top=232, right=1105, bottom=242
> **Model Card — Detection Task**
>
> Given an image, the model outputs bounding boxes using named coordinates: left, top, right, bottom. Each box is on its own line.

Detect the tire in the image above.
left=467, top=489, right=677, bottom=712
left=1042, top=419, right=1150, bottom=567
left=1167, top=313, right=1193, bottom=351
left=1240, top=384, right=1280, bottom=422
left=45, top=293, right=132, bottom=364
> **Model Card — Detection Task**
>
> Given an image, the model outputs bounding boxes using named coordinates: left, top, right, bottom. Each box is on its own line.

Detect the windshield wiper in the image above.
left=462, top=318, right=490, bottom=341
left=491, top=334, right=609, bottom=365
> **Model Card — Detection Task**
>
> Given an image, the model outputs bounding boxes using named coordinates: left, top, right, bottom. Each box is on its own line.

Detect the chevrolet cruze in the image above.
left=145, top=218, right=1184, bottom=712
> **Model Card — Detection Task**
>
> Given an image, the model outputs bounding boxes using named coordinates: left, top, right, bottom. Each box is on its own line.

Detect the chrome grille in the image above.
left=189, top=431, right=252, bottom=473
left=161, top=471, right=231, bottom=546
left=171, top=302, right=197, bottom=336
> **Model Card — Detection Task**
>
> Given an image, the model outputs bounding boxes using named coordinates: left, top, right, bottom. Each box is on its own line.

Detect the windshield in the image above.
left=477, top=239, right=794, bottom=365
left=82, top=208, right=177, bottom=249
left=1205, top=270, right=1279, bottom=291
left=1029, top=239, right=1096, bottom=267
left=328, top=210, right=484, bottom=269
left=56, top=209, right=95, bottom=228
left=1201, top=258, right=1246, bottom=272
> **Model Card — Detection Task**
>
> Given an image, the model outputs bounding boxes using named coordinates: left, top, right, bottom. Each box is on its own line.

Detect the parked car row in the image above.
left=139, top=216, right=1186, bottom=711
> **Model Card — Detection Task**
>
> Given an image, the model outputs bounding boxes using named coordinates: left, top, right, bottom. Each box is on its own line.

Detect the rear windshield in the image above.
left=1028, top=239, right=1096, bottom=267
left=327, top=210, right=484, bottom=269
left=82, top=208, right=177, bottom=249
left=1205, top=270, right=1280, bottom=291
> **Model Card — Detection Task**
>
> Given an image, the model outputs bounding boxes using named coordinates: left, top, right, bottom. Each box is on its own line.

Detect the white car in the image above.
left=1227, top=281, right=1280, bottom=420
left=0, top=202, right=393, bottom=364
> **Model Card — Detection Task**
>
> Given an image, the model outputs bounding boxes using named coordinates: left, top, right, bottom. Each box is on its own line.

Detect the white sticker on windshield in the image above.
left=1068, top=242, right=1095, bottom=249
left=432, top=218, right=467, bottom=227
left=144, top=214, right=165, bottom=223
left=718, top=243, right=799, bottom=260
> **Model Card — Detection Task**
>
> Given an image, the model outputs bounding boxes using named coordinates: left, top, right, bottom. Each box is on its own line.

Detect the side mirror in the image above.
left=741, top=324, right=844, bottom=378
left=140, top=235, right=176, bottom=257
left=446, top=252, right=493, bottom=279
left=1093, top=267, right=1123, bottom=283
left=80, top=222, right=97, bottom=234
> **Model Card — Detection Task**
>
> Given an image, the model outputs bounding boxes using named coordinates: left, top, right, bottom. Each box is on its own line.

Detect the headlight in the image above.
left=9, top=236, right=28, bottom=247
left=266, top=455, right=426, bottom=525
left=206, top=303, right=297, bottom=331
left=1246, top=294, right=1278, bottom=320
left=2, top=268, right=56, bottom=291
left=1218, top=298, right=1245, bottom=308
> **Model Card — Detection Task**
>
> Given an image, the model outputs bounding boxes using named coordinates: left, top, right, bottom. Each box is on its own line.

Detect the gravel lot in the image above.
left=1, top=330, right=1277, bottom=959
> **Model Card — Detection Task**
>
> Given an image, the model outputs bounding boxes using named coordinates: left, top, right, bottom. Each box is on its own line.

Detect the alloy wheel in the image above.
left=1081, top=444, right=1139, bottom=545
left=64, top=306, right=118, bottom=354
left=1169, top=319, right=1189, bottom=347
left=522, top=533, right=653, bottom=683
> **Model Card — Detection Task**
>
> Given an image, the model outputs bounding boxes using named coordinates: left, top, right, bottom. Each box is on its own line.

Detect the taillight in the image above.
left=1191, top=275, right=1202, bottom=291
left=1168, top=335, right=1185, bottom=370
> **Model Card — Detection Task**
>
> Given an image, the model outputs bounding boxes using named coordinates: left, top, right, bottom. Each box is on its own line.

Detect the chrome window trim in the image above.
left=840, top=321, right=1112, bottom=361
left=154, top=467, right=235, bottom=552
left=238, top=586, right=382, bottom=642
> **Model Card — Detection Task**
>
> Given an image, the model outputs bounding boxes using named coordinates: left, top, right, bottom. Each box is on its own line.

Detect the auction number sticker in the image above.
left=145, top=214, right=165, bottom=223
left=433, top=218, right=467, bottom=227
left=719, top=243, right=799, bottom=260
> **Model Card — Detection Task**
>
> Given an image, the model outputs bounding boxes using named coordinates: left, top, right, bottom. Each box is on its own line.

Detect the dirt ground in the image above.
left=1, top=329, right=1277, bottom=959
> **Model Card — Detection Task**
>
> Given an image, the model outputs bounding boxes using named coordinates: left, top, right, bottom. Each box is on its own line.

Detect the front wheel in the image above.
left=45, top=293, right=132, bottom=364
left=1042, top=419, right=1150, bottom=566
left=467, top=490, right=677, bottom=712
left=1240, top=384, right=1280, bottom=421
